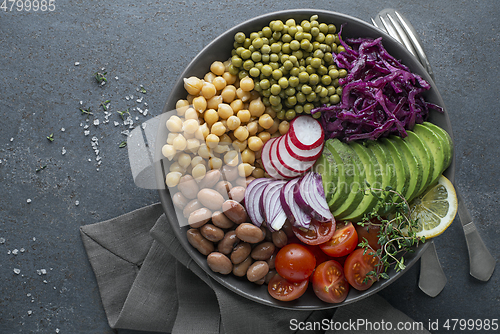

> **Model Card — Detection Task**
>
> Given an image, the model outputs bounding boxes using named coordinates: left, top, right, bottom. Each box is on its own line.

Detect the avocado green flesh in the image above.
left=324, top=139, right=351, bottom=211
left=404, top=132, right=434, bottom=199
left=412, top=124, right=445, bottom=187
left=315, top=151, right=337, bottom=206
left=331, top=142, right=366, bottom=219
left=380, top=137, right=411, bottom=203
left=388, top=135, right=423, bottom=202
left=422, top=121, right=453, bottom=170
left=342, top=141, right=382, bottom=221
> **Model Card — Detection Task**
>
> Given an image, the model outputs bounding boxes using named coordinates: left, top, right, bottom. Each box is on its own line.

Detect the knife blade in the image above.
left=456, top=189, right=496, bottom=281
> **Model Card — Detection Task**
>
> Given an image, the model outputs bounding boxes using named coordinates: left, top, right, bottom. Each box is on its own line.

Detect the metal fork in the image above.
left=371, top=9, right=495, bottom=296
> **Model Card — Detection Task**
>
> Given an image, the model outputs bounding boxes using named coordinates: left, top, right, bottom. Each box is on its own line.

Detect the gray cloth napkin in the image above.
left=80, top=203, right=430, bottom=334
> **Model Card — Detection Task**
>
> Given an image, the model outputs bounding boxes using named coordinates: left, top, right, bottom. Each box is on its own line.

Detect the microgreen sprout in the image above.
left=46, top=133, right=54, bottom=142
left=36, top=165, right=47, bottom=173
left=139, top=85, right=147, bottom=94
left=119, top=141, right=127, bottom=148
left=94, top=71, right=107, bottom=84
left=80, top=107, right=93, bottom=116
left=117, top=108, right=130, bottom=120
left=100, top=100, right=111, bottom=111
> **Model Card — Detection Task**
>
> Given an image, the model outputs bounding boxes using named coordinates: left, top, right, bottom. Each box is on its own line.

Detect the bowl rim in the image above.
left=157, top=8, right=454, bottom=310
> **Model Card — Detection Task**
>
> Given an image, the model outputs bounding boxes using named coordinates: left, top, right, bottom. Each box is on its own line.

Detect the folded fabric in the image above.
left=80, top=203, right=430, bottom=334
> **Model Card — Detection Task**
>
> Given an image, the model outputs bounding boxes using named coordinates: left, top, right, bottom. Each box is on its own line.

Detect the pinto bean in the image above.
left=200, top=223, right=224, bottom=242
left=235, top=223, right=264, bottom=243
left=183, top=199, right=202, bottom=218
left=186, top=229, right=214, bottom=256
left=265, top=269, right=277, bottom=284
left=221, top=165, right=238, bottom=182
left=272, top=230, right=288, bottom=248
left=232, top=256, right=253, bottom=277
left=228, top=186, right=246, bottom=203
left=250, top=242, right=275, bottom=261
left=178, top=175, right=199, bottom=199
left=211, top=211, right=234, bottom=229
left=207, top=252, right=233, bottom=275
left=246, top=260, right=269, bottom=282
left=188, top=208, right=212, bottom=228
left=172, top=192, right=189, bottom=210
left=281, top=219, right=294, bottom=238
left=198, top=169, right=221, bottom=189
left=217, top=231, right=239, bottom=255
left=266, top=251, right=277, bottom=270
left=222, top=200, right=248, bottom=224
left=215, top=181, right=232, bottom=199
left=230, top=242, right=252, bottom=264
left=197, top=188, right=225, bottom=211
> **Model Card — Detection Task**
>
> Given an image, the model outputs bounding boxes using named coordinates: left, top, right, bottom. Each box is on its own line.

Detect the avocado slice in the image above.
left=331, top=141, right=366, bottom=219
left=342, top=141, right=383, bottom=221
left=389, top=135, right=423, bottom=202
left=412, top=124, right=446, bottom=187
left=422, top=122, right=453, bottom=170
left=314, top=148, right=338, bottom=207
left=404, top=131, right=434, bottom=199
left=380, top=137, right=411, bottom=203
left=365, top=140, right=397, bottom=215
left=324, top=139, right=350, bottom=212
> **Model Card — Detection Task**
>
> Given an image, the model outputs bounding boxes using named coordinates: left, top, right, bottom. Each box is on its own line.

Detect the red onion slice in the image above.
left=293, top=172, right=333, bottom=222
left=262, top=180, right=287, bottom=230
left=280, top=178, right=312, bottom=229
left=245, top=178, right=273, bottom=227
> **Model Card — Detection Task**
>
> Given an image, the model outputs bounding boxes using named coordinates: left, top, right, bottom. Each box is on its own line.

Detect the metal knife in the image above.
left=457, top=189, right=496, bottom=281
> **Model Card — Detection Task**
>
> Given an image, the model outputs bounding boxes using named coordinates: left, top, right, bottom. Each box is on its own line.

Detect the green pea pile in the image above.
left=228, top=15, right=347, bottom=121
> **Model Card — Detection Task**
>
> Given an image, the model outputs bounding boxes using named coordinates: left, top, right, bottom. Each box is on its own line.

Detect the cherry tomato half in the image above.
left=319, top=222, right=358, bottom=257
left=344, top=248, right=381, bottom=291
left=275, top=243, right=316, bottom=283
left=292, top=218, right=335, bottom=245
left=355, top=219, right=381, bottom=250
left=268, top=273, right=309, bottom=301
left=312, top=260, right=350, bottom=303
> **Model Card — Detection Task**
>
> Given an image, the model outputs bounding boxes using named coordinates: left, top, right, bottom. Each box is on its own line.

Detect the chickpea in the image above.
left=241, top=148, right=256, bottom=164
left=221, top=85, right=236, bottom=103
left=195, top=123, right=210, bottom=141
left=172, top=134, right=187, bottom=150
left=210, top=61, right=225, bottom=76
left=247, top=136, right=264, bottom=151
left=230, top=99, right=244, bottom=113
left=176, top=99, right=189, bottom=116
left=234, top=126, right=249, bottom=142
left=258, top=114, right=274, bottom=129
left=184, top=107, right=199, bottom=120
left=279, top=120, right=290, bottom=135
left=204, top=109, right=219, bottom=127
left=226, top=115, right=241, bottom=131
left=183, top=119, right=199, bottom=134
left=166, top=132, right=178, bottom=145
left=236, top=88, right=252, bottom=102
left=166, top=116, right=183, bottom=133
left=183, top=77, right=203, bottom=95
left=169, top=161, right=184, bottom=173
left=218, top=103, right=234, bottom=120
left=238, top=163, right=255, bottom=177
left=237, top=109, right=251, bottom=123
left=193, top=96, right=207, bottom=113
left=204, top=71, right=216, bottom=83
left=186, top=94, right=195, bottom=104
left=222, top=72, right=237, bottom=85
left=268, top=119, right=280, bottom=134
left=205, top=134, right=220, bottom=149
left=162, top=144, right=176, bottom=160
left=207, top=95, right=223, bottom=110
left=192, top=164, right=207, bottom=181
left=246, top=121, right=259, bottom=136
left=191, top=156, right=205, bottom=168
left=212, top=76, right=227, bottom=91
left=198, top=144, right=211, bottom=159
left=219, top=133, right=232, bottom=145
left=177, top=153, right=191, bottom=169
left=201, top=82, right=217, bottom=99
left=165, top=171, right=182, bottom=187
left=239, top=77, right=255, bottom=92
left=252, top=167, right=265, bottom=178
left=224, top=150, right=240, bottom=167
left=249, top=98, right=266, bottom=117
left=211, top=122, right=226, bottom=136
left=209, top=157, right=223, bottom=169
left=232, top=140, right=247, bottom=152
left=186, top=138, right=200, bottom=153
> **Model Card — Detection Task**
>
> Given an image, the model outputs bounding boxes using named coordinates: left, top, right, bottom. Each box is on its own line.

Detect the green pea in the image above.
left=282, top=34, right=292, bottom=43
left=301, top=84, right=312, bottom=95
left=270, top=84, right=281, bottom=95
left=234, top=32, right=246, bottom=44
left=317, top=65, right=328, bottom=76
left=243, top=38, right=251, bottom=48
left=283, top=100, right=292, bottom=109
left=305, top=56, right=312, bottom=65
left=325, top=34, right=335, bottom=45
left=288, top=25, right=298, bottom=37
left=330, top=94, right=340, bottom=104
left=288, top=55, right=298, bottom=64
left=339, top=68, right=348, bottom=78
left=321, top=74, right=332, bottom=86
left=262, top=26, right=272, bottom=38
left=312, top=111, right=321, bottom=119
left=299, top=39, right=310, bottom=51
left=319, top=87, right=329, bottom=98
left=270, top=43, right=281, bottom=53
left=315, top=33, right=325, bottom=43
left=238, top=70, right=248, bottom=79
left=285, top=87, right=295, bottom=96
left=261, top=88, right=271, bottom=98
left=261, top=65, right=273, bottom=77
left=236, top=47, right=244, bottom=56
left=261, top=44, right=271, bottom=54
left=285, top=109, right=296, bottom=120
left=255, top=62, right=263, bottom=70
left=324, top=52, right=333, bottom=63
left=319, top=23, right=329, bottom=34
left=288, top=76, right=299, bottom=87
left=251, top=52, right=262, bottom=62
left=231, top=55, right=243, bottom=68
left=306, top=65, right=316, bottom=74
left=328, top=69, right=339, bottom=80
left=243, top=59, right=254, bottom=71
left=298, top=71, right=309, bottom=83
left=320, top=96, right=329, bottom=104
left=328, top=24, right=337, bottom=34
left=228, top=65, right=239, bottom=76
left=253, top=81, right=262, bottom=92
left=262, top=97, right=270, bottom=106
left=269, top=62, right=279, bottom=70
left=295, top=104, right=304, bottom=114
left=287, top=96, right=297, bottom=106
left=303, top=33, right=312, bottom=41
left=272, top=69, right=283, bottom=80
left=278, top=77, right=289, bottom=89
left=301, top=20, right=311, bottom=32
left=331, top=43, right=337, bottom=53
left=280, top=43, right=290, bottom=53
left=310, top=26, right=320, bottom=37
left=306, top=92, right=316, bottom=102
left=276, top=110, right=285, bottom=120
left=260, top=79, right=270, bottom=90
left=269, top=95, right=281, bottom=106
left=333, top=78, right=339, bottom=88
left=231, top=49, right=237, bottom=56
left=272, top=31, right=281, bottom=40
left=289, top=40, right=300, bottom=51
left=295, top=31, right=304, bottom=41
left=337, top=45, right=346, bottom=53
left=295, top=91, right=305, bottom=103
left=336, top=86, right=343, bottom=96
left=252, top=38, right=264, bottom=49
left=273, top=20, right=284, bottom=32
left=311, top=57, right=322, bottom=68
left=281, top=60, right=293, bottom=71
left=249, top=67, right=260, bottom=77
left=292, top=50, right=304, bottom=59
left=241, top=49, right=252, bottom=60
left=304, top=103, right=314, bottom=114
left=313, top=49, right=324, bottom=59
left=314, top=84, right=323, bottom=94
left=309, top=73, right=319, bottom=85
left=271, top=103, right=282, bottom=112
left=261, top=54, right=270, bottom=62
left=286, top=18, right=296, bottom=26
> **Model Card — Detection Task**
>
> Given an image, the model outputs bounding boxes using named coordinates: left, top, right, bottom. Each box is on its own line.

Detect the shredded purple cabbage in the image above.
left=312, top=26, right=443, bottom=141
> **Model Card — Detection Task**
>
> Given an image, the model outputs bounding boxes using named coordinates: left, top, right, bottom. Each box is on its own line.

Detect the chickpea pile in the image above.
left=162, top=60, right=292, bottom=187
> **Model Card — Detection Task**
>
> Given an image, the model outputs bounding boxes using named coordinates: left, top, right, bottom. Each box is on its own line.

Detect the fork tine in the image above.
left=387, top=13, right=417, bottom=57
left=379, top=15, right=403, bottom=44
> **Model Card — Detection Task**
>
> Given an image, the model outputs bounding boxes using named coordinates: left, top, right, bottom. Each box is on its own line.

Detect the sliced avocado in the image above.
left=331, top=141, right=366, bottom=219
left=389, top=135, right=423, bottom=202
left=380, top=137, right=411, bottom=203
left=422, top=122, right=453, bottom=170
left=365, top=140, right=397, bottom=215
left=324, top=139, right=350, bottom=212
left=314, top=148, right=338, bottom=206
left=342, top=141, right=382, bottom=221
left=413, top=124, right=446, bottom=187
left=404, top=131, right=434, bottom=199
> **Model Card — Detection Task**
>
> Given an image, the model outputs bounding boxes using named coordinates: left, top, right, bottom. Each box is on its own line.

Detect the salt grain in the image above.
left=12, top=249, right=19, bottom=255
left=84, top=125, right=89, bottom=129
left=93, top=119, right=100, bottom=126
left=75, top=201, right=79, bottom=206
left=10, top=138, right=14, bottom=142
left=13, top=268, right=21, bottom=275
left=0, top=237, right=5, bottom=244
left=114, top=121, right=119, bottom=127
left=26, top=199, right=31, bottom=204
left=74, top=62, right=80, bottom=66
left=61, top=128, right=65, bottom=132
left=27, top=310, right=32, bottom=315
left=141, top=123, right=147, bottom=130
left=61, top=147, right=66, bottom=155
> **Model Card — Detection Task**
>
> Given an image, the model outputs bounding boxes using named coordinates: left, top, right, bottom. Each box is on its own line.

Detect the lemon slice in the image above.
left=409, top=175, right=458, bottom=239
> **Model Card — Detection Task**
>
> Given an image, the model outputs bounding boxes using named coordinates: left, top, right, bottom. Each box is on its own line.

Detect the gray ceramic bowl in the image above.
left=157, top=9, right=454, bottom=310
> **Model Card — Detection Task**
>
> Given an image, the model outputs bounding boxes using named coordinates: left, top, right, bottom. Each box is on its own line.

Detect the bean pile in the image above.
left=172, top=168, right=293, bottom=284
left=228, top=15, right=347, bottom=121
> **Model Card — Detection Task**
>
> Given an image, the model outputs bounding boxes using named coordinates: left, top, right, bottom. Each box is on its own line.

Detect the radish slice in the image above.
left=245, top=178, right=273, bottom=227
left=270, top=136, right=301, bottom=179
left=285, top=134, right=324, bottom=162
left=293, top=172, right=333, bottom=222
left=261, top=137, right=282, bottom=179
left=278, top=136, right=316, bottom=173
left=262, top=180, right=287, bottom=230
left=279, top=177, right=311, bottom=229
left=288, top=116, right=324, bottom=149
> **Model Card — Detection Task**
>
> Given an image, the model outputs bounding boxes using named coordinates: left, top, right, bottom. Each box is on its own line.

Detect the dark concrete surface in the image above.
left=0, top=1, right=498, bottom=333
